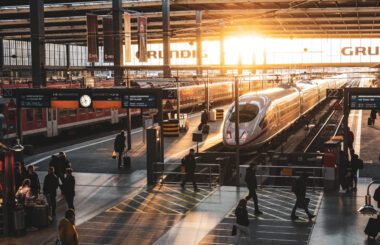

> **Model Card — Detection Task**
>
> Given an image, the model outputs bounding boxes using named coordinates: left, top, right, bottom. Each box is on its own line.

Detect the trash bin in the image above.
left=13, top=206, right=25, bottom=235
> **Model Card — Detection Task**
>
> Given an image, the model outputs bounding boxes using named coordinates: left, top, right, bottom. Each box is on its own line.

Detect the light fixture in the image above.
left=11, top=139, right=24, bottom=152
left=358, top=180, right=380, bottom=215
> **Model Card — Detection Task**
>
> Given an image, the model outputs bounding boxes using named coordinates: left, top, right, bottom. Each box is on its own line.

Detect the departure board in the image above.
left=92, top=92, right=121, bottom=108
left=122, top=94, right=157, bottom=108
left=350, top=95, right=380, bottom=109
left=19, top=94, right=50, bottom=108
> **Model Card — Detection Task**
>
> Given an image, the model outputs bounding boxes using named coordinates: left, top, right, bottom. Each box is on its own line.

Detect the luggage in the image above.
left=198, top=123, right=203, bottom=131
left=202, top=124, right=210, bottom=134
left=364, top=218, right=379, bottom=239
left=33, top=204, right=49, bottom=228
left=123, top=155, right=131, bottom=168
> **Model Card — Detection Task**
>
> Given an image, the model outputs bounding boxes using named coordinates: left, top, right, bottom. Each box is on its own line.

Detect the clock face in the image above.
left=80, top=94, right=92, bottom=107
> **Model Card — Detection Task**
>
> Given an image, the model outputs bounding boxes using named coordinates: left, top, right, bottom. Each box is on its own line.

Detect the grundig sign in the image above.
left=341, top=46, right=380, bottom=56
left=138, top=50, right=208, bottom=59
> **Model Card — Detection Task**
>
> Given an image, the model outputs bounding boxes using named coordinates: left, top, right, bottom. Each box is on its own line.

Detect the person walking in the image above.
left=347, top=127, right=354, bottom=151
left=62, top=168, right=75, bottom=210
left=26, top=165, right=40, bottom=197
left=370, top=109, right=377, bottom=126
left=244, top=162, right=263, bottom=215
left=234, top=199, right=251, bottom=244
left=291, top=172, right=316, bottom=221
left=14, top=162, right=24, bottom=190
left=43, top=166, right=60, bottom=218
left=114, top=131, right=126, bottom=169
left=58, top=209, right=79, bottom=245
left=198, top=109, right=209, bottom=131
left=181, top=149, right=199, bottom=191
left=350, top=154, right=363, bottom=190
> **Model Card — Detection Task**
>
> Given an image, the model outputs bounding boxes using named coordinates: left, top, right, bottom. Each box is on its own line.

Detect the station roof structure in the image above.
left=1, top=0, right=380, bottom=44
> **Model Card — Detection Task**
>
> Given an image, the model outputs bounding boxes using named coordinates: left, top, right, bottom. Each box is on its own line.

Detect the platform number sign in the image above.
left=327, top=89, right=343, bottom=99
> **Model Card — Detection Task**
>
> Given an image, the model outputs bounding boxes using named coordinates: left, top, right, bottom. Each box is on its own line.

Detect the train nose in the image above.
left=225, top=122, right=261, bottom=146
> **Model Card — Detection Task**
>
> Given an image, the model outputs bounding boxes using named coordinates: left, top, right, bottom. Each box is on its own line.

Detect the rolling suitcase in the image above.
left=364, top=218, right=379, bottom=239
left=33, top=204, right=49, bottom=228
left=202, top=124, right=210, bottom=134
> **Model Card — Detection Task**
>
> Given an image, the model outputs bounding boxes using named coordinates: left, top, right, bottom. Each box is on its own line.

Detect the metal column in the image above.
left=0, top=38, right=3, bottom=68
left=234, top=77, right=240, bottom=187
left=162, top=0, right=171, bottom=78
left=65, top=44, right=70, bottom=80
left=30, top=0, right=46, bottom=88
left=16, top=104, right=22, bottom=144
left=112, top=0, right=124, bottom=86
left=176, top=76, right=180, bottom=118
left=126, top=70, right=132, bottom=150
left=219, top=22, right=225, bottom=76
left=343, top=88, right=349, bottom=162
left=196, top=11, right=202, bottom=76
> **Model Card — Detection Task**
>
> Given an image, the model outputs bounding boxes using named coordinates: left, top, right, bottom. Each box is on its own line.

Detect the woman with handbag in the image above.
left=233, top=199, right=251, bottom=244
left=58, top=209, right=79, bottom=245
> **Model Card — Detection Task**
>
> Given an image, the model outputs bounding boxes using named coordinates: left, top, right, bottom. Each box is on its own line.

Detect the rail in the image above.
left=153, top=162, right=221, bottom=187
left=241, top=164, right=325, bottom=189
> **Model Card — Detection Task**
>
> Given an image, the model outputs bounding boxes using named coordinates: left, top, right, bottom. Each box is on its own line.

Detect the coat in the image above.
left=43, top=173, right=59, bottom=196
left=245, top=167, right=257, bottom=188
left=26, top=172, right=40, bottom=195
left=114, top=134, right=126, bottom=153
left=59, top=218, right=79, bottom=245
left=182, top=154, right=196, bottom=173
left=63, top=175, right=75, bottom=197
left=235, top=206, right=249, bottom=226
left=293, top=177, right=306, bottom=199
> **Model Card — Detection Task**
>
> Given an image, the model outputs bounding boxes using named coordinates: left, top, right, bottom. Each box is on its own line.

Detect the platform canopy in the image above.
left=1, top=0, right=380, bottom=44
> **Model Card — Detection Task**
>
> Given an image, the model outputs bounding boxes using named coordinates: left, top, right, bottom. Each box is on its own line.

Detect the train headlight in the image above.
left=240, top=131, right=248, bottom=141
left=226, top=131, right=232, bottom=139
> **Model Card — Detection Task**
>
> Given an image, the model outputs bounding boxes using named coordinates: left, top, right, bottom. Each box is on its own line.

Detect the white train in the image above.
left=223, top=75, right=348, bottom=149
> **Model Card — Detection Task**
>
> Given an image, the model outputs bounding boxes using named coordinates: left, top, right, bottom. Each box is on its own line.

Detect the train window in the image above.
left=229, top=104, right=259, bottom=123
left=26, top=109, right=34, bottom=122
left=259, top=117, right=267, bottom=129
left=67, top=109, right=77, bottom=116
left=35, top=108, right=43, bottom=121
left=59, top=109, right=67, bottom=117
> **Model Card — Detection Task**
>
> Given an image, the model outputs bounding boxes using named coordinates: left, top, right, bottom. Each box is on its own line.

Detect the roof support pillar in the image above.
left=30, top=0, right=46, bottom=87
left=196, top=10, right=202, bottom=76
left=162, top=0, right=171, bottom=78
left=113, top=0, right=124, bottom=86
left=220, top=22, right=225, bottom=76
left=0, top=38, right=3, bottom=68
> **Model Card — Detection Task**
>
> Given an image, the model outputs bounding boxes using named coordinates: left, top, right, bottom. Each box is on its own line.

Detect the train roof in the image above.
left=239, top=86, right=299, bottom=108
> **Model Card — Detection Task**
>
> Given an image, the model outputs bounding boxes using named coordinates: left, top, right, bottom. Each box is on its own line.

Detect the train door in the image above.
left=47, top=108, right=58, bottom=137
left=111, top=108, right=119, bottom=124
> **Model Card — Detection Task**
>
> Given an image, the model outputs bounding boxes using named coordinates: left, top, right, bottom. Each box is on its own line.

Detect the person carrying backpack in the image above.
left=244, top=162, right=263, bottom=215
left=180, top=149, right=199, bottom=192
left=233, top=199, right=251, bottom=244
left=291, top=172, right=316, bottom=221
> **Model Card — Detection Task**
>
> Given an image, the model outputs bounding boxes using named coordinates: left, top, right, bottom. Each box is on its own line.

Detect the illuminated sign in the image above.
left=92, top=92, right=121, bottom=108
left=341, top=46, right=380, bottom=56
left=123, top=94, right=157, bottom=108
left=350, top=95, right=380, bottom=109
left=326, top=89, right=343, bottom=99
left=19, top=94, right=50, bottom=108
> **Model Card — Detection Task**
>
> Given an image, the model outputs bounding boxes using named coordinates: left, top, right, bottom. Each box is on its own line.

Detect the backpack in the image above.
left=374, top=186, right=380, bottom=202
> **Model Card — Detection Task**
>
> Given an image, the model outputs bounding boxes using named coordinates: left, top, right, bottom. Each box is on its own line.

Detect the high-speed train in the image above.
left=223, top=74, right=348, bottom=149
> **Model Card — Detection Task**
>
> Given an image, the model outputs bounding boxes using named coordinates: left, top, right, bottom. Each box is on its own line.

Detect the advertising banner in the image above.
left=137, top=16, right=148, bottom=62
left=86, top=14, right=99, bottom=62
left=103, top=16, right=114, bottom=62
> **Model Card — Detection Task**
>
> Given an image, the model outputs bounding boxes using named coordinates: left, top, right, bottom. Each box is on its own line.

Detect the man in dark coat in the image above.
left=114, top=131, right=126, bottom=169
left=245, top=162, right=263, bottom=215
left=14, top=162, right=24, bottom=190
left=58, top=152, right=71, bottom=182
left=181, top=149, right=199, bottom=191
left=370, top=109, right=377, bottom=125
left=350, top=154, right=363, bottom=190
left=26, top=165, right=40, bottom=196
left=43, top=166, right=60, bottom=217
left=62, top=168, right=75, bottom=210
left=198, top=110, right=209, bottom=131
left=291, top=172, right=315, bottom=220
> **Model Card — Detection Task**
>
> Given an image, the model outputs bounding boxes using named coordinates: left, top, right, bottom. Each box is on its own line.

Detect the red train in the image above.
left=0, top=75, right=280, bottom=139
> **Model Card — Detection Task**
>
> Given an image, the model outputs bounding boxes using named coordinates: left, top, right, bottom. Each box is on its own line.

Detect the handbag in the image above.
left=112, top=150, right=117, bottom=159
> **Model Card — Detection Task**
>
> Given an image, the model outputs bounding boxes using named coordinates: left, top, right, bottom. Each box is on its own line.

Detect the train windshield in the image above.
left=229, top=104, right=259, bottom=123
